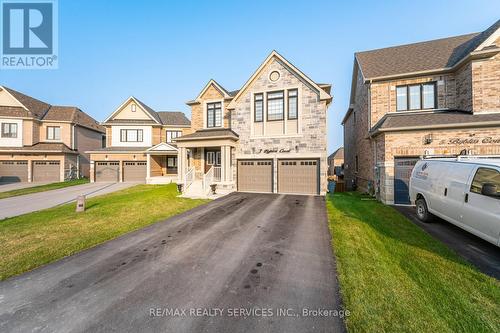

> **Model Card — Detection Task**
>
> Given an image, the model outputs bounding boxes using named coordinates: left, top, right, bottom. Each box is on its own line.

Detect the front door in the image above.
left=205, top=149, right=221, bottom=173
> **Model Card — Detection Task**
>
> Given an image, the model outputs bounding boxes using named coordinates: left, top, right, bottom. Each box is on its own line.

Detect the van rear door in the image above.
left=462, top=167, right=500, bottom=245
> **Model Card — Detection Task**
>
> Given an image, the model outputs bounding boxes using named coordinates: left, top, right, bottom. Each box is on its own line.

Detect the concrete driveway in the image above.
left=0, top=181, right=50, bottom=192
left=0, top=182, right=137, bottom=219
left=0, top=193, right=346, bottom=333
left=396, top=206, right=500, bottom=280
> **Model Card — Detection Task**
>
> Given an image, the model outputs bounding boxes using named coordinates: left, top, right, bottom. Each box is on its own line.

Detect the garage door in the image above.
left=95, top=161, right=120, bottom=182
left=278, top=159, right=319, bottom=195
left=0, top=160, right=28, bottom=182
left=123, top=161, right=147, bottom=182
left=237, top=160, right=273, bottom=193
left=33, top=161, right=61, bottom=182
left=394, top=157, right=419, bottom=204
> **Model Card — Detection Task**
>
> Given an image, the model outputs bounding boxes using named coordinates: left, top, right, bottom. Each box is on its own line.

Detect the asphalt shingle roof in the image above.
left=0, top=142, right=77, bottom=153
left=175, top=128, right=239, bottom=141
left=356, top=20, right=500, bottom=79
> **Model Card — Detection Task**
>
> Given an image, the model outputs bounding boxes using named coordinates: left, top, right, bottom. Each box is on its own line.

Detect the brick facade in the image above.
left=344, top=27, right=500, bottom=203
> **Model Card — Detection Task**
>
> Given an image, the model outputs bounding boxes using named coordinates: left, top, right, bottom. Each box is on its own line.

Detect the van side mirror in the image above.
left=481, top=183, right=498, bottom=197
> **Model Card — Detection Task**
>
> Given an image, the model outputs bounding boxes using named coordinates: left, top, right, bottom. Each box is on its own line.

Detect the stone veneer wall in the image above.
left=231, top=58, right=328, bottom=194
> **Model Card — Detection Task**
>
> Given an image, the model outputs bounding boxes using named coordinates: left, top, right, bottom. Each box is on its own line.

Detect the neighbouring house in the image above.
left=328, top=147, right=344, bottom=180
left=176, top=50, right=332, bottom=196
left=0, top=86, right=105, bottom=183
left=87, top=97, right=190, bottom=183
left=343, top=19, right=500, bottom=204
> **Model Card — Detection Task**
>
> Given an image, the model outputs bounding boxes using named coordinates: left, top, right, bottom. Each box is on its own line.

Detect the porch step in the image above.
left=180, top=180, right=234, bottom=199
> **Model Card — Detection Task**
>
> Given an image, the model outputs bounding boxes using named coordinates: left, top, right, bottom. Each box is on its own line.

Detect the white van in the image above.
left=409, top=157, right=500, bottom=247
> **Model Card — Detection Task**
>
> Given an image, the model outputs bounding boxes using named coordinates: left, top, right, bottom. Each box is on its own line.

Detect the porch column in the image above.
left=221, top=145, right=231, bottom=182
left=177, top=147, right=187, bottom=183
left=146, top=154, right=151, bottom=179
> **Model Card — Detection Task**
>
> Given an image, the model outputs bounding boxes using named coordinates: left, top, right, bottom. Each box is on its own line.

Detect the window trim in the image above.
left=287, top=89, right=298, bottom=120
left=167, top=156, right=177, bottom=168
left=120, top=129, right=144, bottom=142
left=266, top=90, right=285, bottom=121
left=46, top=126, right=61, bottom=141
left=206, top=101, right=223, bottom=128
left=131, top=103, right=137, bottom=112
left=166, top=130, right=182, bottom=143
left=396, top=82, right=437, bottom=112
left=1, top=123, right=18, bottom=138
left=254, top=93, right=264, bottom=123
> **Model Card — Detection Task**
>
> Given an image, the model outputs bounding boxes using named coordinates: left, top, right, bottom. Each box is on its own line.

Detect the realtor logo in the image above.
left=1, top=0, right=58, bottom=69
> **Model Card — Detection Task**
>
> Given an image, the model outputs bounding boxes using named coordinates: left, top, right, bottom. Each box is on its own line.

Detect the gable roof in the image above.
left=329, top=147, right=344, bottom=160
left=227, top=50, right=331, bottom=109
left=157, top=111, right=190, bottom=126
left=0, top=86, right=104, bottom=133
left=196, top=79, right=232, bottom=100
left=103, top=96, right=191, bottom=127
left=356, top=19, right=500, bottom=80
left=146, top=142, right=178, bottom=152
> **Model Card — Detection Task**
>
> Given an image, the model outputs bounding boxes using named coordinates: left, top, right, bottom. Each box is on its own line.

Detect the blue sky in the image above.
left=1, top=0, right=499, bottom=153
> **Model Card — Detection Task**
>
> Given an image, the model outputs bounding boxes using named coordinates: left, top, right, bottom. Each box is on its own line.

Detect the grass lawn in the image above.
left=0, top=178, right=89, bottom=200
left=327, top=192, right=500, bottom=333
left=0, top=184, right=209, bottom=280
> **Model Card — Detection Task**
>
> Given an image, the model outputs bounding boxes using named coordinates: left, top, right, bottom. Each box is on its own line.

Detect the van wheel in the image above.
left=415, top=198, right=432, bottom=223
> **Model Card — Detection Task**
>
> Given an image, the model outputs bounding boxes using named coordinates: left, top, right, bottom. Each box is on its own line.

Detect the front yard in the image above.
left=0, top=184, right=209, bottom=280
left=327, top=192, right=500, bottom=333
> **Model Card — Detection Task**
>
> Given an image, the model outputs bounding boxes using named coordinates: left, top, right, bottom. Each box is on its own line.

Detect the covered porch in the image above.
left=175, top=129, right=238, bottom=195
left=145, top=143, right=179, bottom=184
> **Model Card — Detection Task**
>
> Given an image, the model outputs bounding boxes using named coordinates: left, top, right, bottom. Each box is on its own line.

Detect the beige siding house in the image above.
left=177, top=51, right=332, bottom=196
left=88, top=97, right=190, bottom=183
left=0, top=86, right=104, bottom=182
left=343, top=20, right=500, bottom=204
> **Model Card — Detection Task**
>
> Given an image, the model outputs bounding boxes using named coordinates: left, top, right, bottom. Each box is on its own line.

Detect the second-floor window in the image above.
left=267, top=91, right=284, bottom=121
left=120, top=129, right=143, bottom=142
left=207, top=102, right=222, bottom=128
left=166, top=130, right=182, bottom=143
left=396, top=82, right=437, bottom=111
left=288, top=89, right=298, bottom=120
left=46, top=126, right=61, bottom=140
left=1, top=123, right=17, bottom=138
left=254, top=93, right=263, bottom=122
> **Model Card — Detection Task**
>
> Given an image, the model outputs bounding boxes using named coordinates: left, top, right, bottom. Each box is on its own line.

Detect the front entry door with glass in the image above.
left=205, top=149, right=221, bottom=173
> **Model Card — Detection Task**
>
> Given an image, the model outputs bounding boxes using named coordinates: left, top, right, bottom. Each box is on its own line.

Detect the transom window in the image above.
left=120, top=129, right=143, bottom=142
left=396, top=82, right=437, bottom=111
left=1, top=123, right=17, bottom=138
left=166, top=130, right=182, bottom=143
left=254, top=93, right=263, bottom=122
left=207, top=102, right=222, bottom=128
left=267, top=91, right=284, bottom=121
left=46, top=126, right=61, bottom=140
left=470, top=168, right=500, bottom=199
left=288, top=89, right=298, bottom=120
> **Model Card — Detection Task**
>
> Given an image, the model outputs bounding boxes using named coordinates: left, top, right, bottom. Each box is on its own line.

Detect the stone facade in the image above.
left=231, top=58, right=329, bottom=194
left=344, top=28, right=500, bottom=204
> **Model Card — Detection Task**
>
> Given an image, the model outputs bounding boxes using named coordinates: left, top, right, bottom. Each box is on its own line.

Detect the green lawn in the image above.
left=0, top=178, right=89, bottom=200
left=327, top=192, right=500, bottom=333
left=0, top=184, right=209, bottom=280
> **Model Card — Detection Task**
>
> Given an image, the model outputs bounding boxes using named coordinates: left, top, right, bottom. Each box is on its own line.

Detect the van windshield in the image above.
left=470, top=168, right=500, bottom=198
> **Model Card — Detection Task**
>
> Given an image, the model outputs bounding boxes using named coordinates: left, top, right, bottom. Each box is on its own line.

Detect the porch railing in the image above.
left=203, top=166, right=214, bottom=194
left=213, top=166, right=221, bottom=183
left=185, top=167, right=195, bottom=189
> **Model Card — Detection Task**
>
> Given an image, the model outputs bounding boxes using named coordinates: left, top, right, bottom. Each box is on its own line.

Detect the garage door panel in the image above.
left=33, top=161, right=60, bottom=182
left=237, top=160, right=273, bottom=193
left=123, top=161, right=146, bottom=182
left=394, top=158, right=419, bottom=204
left=278, top=159, right=319, bottom=195
left=95, top=162, right=119, bottom=182
left=0, top=160, right=28, bottom=182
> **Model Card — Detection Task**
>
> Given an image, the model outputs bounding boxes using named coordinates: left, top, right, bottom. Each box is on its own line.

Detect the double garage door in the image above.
left=237, top=159, right=319, bottom=195
left=0, top=160, right=60, bottom=182
left=95, top=161, right=147, bottom=182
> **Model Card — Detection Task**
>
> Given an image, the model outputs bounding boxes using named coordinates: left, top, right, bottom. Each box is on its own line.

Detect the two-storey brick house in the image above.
left=343, top=20, right=500, bottom=204
left=88, top=97, right=190, bottom=183
left=0, top=86, right=104, bottom=182
left=176, top=51, right=332, bottom=195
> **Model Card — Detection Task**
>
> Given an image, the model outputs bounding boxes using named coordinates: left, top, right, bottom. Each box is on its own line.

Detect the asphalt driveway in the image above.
left=395, top=206, right=500, bottom=280
left=0, top=182, right=137, bottom=219
left=0, top=193, right=346, bottom=333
